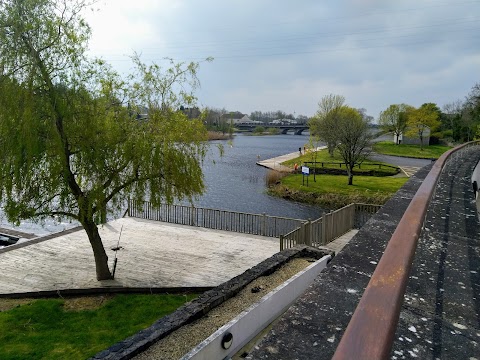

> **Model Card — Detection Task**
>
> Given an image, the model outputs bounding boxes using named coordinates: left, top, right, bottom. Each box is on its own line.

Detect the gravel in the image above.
left=134, top=257, right=315, bottom=360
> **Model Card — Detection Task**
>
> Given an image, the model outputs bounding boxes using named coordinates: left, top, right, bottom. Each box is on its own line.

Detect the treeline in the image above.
left=379, top=82, right=480, bottom=145
left=202, top=107, right=311, bottom=132
left=249, top=110, right=309, bottom=124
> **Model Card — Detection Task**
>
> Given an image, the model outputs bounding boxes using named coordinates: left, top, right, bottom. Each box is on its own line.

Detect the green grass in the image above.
left=373, top=141, right=452, bottom=159
left=0, top=294, right=196, bottom=360
left=281, top=174, right=407, bottom=195
left=271, top=173, right=408, bottom=208
left=282, top=148, right=399, bottom=176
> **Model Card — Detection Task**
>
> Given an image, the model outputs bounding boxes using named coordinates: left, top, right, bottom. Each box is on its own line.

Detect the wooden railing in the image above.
left=128, top=200, right=380, bottom=250
left=280, top=203, right=381, bottom=250
left=128, top=200, right=305, bottom=238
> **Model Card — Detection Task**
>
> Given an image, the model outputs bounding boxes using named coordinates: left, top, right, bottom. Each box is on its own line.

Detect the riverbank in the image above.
left=256, top=146, right=327, bottom=173
left=262, top=148, right=409, bottom=209
left=207, top=131, right=233, bottom=140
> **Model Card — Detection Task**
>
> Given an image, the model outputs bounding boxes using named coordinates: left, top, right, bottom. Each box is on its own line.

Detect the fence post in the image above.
left=305, top=219, right=312, bottom=246
left=190, top=205, right=195, bottom=226
left=280, top=235, right=284, bottom=251
left=322, top=214, right=327, bottom=245
left=262, top=213, right=267, bottom=236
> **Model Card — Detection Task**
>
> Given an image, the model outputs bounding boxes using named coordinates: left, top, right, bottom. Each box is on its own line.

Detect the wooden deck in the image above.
left=0, top=217, right=280, bottom=294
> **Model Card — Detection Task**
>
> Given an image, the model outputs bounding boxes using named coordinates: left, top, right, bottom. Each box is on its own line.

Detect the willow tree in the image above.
left=0, top=0, right=210, bottom=280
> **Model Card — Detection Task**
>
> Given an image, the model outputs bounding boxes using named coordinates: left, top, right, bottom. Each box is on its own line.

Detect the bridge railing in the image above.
left=280, top=203, right=381, bottom=250
left=332, top=141, right=480, bottom=360
left=128, top=200, right=305, bottom=238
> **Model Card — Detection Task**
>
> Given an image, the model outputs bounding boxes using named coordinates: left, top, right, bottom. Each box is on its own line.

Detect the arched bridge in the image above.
left=235, top=123, right=309, bottom=135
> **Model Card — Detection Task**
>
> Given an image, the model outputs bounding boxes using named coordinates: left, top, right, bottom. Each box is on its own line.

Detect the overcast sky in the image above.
left=83, top=0, right=480, bottom=120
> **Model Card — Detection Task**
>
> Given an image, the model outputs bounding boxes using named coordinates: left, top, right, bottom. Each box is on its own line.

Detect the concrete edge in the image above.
left=0, top=226, right=84, bottom=254
left=90, top=245, right=333, bottom=360
left=0, top=287, right=214, bottom=299
left=183, top=255, right=332, bottom=360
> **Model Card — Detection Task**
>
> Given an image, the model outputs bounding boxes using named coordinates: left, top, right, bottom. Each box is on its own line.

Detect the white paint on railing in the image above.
left=181, top=254, right=332, bottom=360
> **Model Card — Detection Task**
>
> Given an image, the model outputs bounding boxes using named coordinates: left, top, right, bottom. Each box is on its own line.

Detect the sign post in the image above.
left=302, top=166, right=310, bottom=186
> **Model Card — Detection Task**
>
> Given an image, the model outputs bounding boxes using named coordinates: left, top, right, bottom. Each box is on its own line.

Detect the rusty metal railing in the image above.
left=332, top=141, right=480, bottom=360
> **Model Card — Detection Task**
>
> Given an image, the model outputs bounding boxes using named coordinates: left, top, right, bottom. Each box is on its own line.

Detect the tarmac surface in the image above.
left=392, top=146, right=480, bottom=359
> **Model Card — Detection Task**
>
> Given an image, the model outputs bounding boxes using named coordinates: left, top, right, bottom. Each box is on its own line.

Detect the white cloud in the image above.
left=81, top=0, right=480, bottom=118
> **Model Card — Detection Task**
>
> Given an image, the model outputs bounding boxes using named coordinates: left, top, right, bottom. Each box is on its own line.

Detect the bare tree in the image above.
left=335, top=107, right=374, bottom=185
left=309, top=94, right=345, bottom=157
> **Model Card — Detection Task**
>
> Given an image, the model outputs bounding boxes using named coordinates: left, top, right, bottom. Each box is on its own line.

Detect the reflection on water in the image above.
left=0, top=133, right=324, bottom=234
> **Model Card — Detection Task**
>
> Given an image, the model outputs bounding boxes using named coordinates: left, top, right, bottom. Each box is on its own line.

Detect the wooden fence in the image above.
left=280, top=203, right=381, bottom=250
left=128, top=200, right=381, bottom=250
left=128, top=200, right=305, bottom=238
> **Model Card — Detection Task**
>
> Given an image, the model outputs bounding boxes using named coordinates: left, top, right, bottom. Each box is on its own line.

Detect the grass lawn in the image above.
left=272, top=173, right=408, bottom=208
left=0, top=293, right=196, bottom=360
left=281, top=174, right=408, bottom=196
left=373, top=141, right=452, bottom=159
left=281, top=148, right=399, bottom=176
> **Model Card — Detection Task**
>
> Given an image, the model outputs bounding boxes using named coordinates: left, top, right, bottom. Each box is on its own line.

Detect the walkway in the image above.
left=399, top=165, right=421, bottom=177
left=0, top=218, right=279, bottom=294
left=392, top=146, right=480, bottom=358
left=248, top=164, right=434, bottom=359
left=370, top=153, right=432, bottom=178
left=248, top=147, right=480, bottom=359
left=256, top=146, right=327, bottom=172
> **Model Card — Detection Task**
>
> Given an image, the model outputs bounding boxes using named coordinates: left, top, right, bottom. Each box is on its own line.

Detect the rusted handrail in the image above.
left=332, top=141, right=480, bottom=360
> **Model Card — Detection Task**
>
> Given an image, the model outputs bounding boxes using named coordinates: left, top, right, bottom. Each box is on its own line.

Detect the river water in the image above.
left=195, top=134, right=323, bottom=219
left=0, top=133, right=324, bottom=235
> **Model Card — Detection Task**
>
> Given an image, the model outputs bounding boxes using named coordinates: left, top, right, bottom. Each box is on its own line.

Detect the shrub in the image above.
left=265, top=170, right=286, bottom=186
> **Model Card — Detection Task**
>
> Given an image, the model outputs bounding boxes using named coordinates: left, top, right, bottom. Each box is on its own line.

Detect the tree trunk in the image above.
left=328, top=143, right=335, bottom=157
left=347, top=168, right=353, bottom=185
left=82, top=219, right=113, bottom=280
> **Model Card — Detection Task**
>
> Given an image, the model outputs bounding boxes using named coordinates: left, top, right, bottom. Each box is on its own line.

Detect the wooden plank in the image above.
left=0, top=218, right=279, bottom=294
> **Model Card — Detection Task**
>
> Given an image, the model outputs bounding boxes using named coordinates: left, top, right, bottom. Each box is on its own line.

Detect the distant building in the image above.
left=394, top=127, right=431, bottom=145
left=232, top=115, right=263, bottom=125
left=269, top=118, right=298, bottom=125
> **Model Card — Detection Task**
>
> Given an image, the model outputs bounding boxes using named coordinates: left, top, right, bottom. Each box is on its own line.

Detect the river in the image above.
left=192, top=133, right=323, bottom=218
left=0, top=133, right=324, bottom=236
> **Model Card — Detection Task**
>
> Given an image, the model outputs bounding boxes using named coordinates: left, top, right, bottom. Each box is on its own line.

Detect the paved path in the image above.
left=370, top=153, right=432, bottom=177
left=370, top=153, right=432, bottom=167
left=0, top=218, right=280, bottom=294
left=392, top=146, right=480, bottom=359
left=398, top=165, right=422, bottom=177
left=256, top=146, right=327, bottom=172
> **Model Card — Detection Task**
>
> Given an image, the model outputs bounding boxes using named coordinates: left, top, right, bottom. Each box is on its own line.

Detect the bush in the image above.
left=253, top=126, right=265, bottom=134
left=265, top=170, right=286, bottom=186
left=267, top=127, right=280, bottom=135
